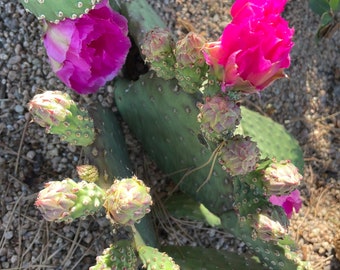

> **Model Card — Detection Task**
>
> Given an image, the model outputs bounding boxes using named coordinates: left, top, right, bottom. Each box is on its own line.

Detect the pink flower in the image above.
left=43, top=0, right=131, bottom=94
left=203, top=0, right=294, bottom=93
left=269, top=189, right=302, bottom=219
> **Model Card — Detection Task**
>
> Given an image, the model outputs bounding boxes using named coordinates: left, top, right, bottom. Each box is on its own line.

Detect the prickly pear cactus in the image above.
left=138, top=245, right=180, bottom=270
left=162, top=246, right=264, bottom=270
left=113, top=72, right=309, bottom=269
left=90, top=240, right=138, bottom=270
left=20, top=0, right=101, bottom=23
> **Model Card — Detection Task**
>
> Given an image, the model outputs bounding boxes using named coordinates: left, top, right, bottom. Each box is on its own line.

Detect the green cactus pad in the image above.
left=236, top=107, right=304, bottom=173
left=162, top=245, right=263, bottom=270
left=49, top=103, right=95, bottom=146
left=20, top=0, right=101, bottom=23
left=175, top=65, right=209, bottom=94
left=138, top=245, right=180, bottom=270
left=83, top=105, right=134, bottom=188
left=90, top=240, right=137, bottom=270
left=117, top=1, right=166, bottom=47
left=115, top=72, right=234, bottom=214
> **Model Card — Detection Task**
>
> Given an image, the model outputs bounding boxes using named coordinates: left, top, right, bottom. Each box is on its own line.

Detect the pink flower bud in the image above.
left=262, top=160, right=302, bottom=196
left=219, top=135, right=260, bottom=176
left=254, top=214, right=286, bottom=241
left=28, top=91, right=74, bottom=128
left=43, top=0, right=131, bottom=94
left=197, top=95, right=241, bottom=142
left=35, top=179, right=78, bottom=222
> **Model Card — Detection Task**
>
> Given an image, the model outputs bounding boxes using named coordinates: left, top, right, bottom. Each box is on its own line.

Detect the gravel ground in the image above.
left=0, top=0, right=339, bottom=269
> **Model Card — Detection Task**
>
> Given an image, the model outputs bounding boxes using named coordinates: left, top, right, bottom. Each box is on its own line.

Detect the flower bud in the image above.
left=28, top=91, right=73, bottom=128
left=197, top=95, right=241, bottom=142
left=104, top=176, right=153, bottom=226
left=141, top=28, right=176, bottom=80
left=76, top=165, right=99, bottom=183
left=218, top=135, right=259, bottom=176
left=254, top=214, right=286, bottom=242
left=174, top=32, right=209, bottom=93
left=28, top=91, right=95, bottom=146
left=262, top=160, right=302, bottom=196
left=35, top=179, right=105, bottom=223
left=35, top=179, right=78, bottom=222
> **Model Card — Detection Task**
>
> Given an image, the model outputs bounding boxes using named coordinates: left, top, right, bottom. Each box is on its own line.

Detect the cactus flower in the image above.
left=197, top=96, right=241, bottom=142
left=254, top=213, right=286, bottom=241
left=104, top=176, right=153, bottom=226
left=218, top=135, right=260, bottom=176
left=262, top=160, right=302, bottom=196
left=43, top=0, right=131, bottom=94
left=141, top=27, right=176, bottom=80
left=269, top=189, right=302, bottom=219
left=202, top=0, right=294, bottom=93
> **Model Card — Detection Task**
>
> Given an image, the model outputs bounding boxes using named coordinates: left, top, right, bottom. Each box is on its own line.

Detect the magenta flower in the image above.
left=269, top=189, right=302, bottom=219
left=203, top=0, right=294, bottom=93
left=43, top=0, right=131, bottom=94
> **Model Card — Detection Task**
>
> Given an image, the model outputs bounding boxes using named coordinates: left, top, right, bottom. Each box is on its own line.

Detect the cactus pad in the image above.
left=90, top=240, right=137, bottom=270
left=20, top=0, right=101, bottom=23
left=236, top=107, right=304, bottom=173
left=162, top=245, right=264, bottom=270
left=138, top=245, right=180, bottom=270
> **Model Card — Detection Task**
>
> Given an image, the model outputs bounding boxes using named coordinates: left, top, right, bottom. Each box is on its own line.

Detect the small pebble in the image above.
left=14, top=104, right=24, bottom=114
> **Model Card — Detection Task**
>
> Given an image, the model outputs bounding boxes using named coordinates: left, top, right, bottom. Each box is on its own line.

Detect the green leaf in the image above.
left=309, top=0, right=330, bottom=15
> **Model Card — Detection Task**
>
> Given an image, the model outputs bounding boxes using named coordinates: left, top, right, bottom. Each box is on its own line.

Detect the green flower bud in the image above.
left=76, top=164, right=99, bottom=183
left=104, top=176, right=153, bottom=226
left=141, top=27, right=176, bottom=80
left=35, top=178, right=105, bottom=223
